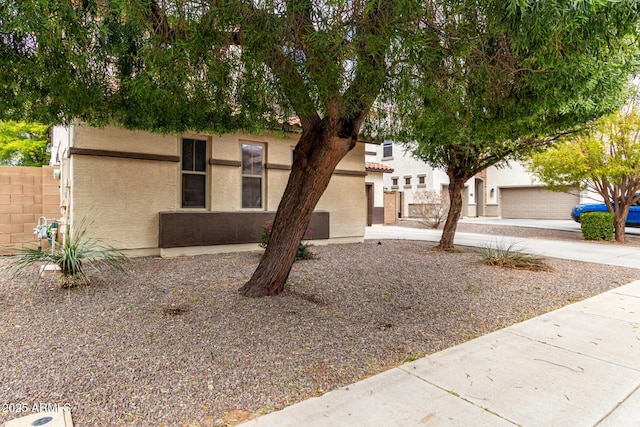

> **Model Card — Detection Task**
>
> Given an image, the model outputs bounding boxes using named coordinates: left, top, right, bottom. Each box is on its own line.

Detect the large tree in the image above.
left=389, top=0, right=639, bottom=250
left=0, top=121, right=49, bottom=166
left=528, top=107, right=640, bottom=243
left=0, top=0, right=421, bottom=296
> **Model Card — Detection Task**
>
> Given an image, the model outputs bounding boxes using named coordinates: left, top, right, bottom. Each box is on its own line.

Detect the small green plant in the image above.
left=464, top=282, right=480, bottom=294
left=482, top=241, right=552, bottom=272
left=258, top=220, right=315, bottom=261
left=580, top=212, right=614, bottom=241
left=4, top=220, right=128, bottom=288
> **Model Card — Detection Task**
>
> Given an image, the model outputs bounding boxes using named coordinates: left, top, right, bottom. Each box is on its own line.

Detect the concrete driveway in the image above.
left=459, top=217, right=640, bottom=236
left=365, top=223, right=640, bottom=270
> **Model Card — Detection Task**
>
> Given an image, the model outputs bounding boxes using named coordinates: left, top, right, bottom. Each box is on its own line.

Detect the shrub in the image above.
left=482, top=241, right=553, bottom=272
left=4, top=220, right=128, bottom=288
left=258, top=221, right=315, bottom=260
left=580, top=212, right=614, bottom=241
left=412, top=190, right=449, bottom=229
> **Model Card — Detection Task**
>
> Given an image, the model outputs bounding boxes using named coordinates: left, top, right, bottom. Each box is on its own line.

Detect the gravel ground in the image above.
left=1, top=226, right=639, bottom=426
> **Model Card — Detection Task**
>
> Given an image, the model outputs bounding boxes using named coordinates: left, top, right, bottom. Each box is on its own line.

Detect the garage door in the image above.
left=500, top=187, right=578, bottom=219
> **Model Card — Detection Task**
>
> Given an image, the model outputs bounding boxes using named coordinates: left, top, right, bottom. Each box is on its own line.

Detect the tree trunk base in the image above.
left=239, top=279, right=283, bottom=298
left=433, top=244, right=458, bottom=252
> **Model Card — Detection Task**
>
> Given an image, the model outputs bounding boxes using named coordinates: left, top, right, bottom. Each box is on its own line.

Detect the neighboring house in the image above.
left=50, top=124, right=369, bottom=256
left=368, top=141, right=581, bottom=221
left=364, top=144, right=395, bottom=225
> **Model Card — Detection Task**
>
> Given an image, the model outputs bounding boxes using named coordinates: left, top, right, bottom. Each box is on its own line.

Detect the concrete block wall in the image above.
left=0, top=166, right=60, bottom=253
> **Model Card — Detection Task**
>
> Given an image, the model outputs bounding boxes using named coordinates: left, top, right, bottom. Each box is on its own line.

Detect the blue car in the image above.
left=571, top=199, right=640, bottom=227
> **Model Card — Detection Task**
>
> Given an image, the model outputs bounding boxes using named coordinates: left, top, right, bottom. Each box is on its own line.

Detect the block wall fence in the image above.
left=0, top=165, right=60, bottom=254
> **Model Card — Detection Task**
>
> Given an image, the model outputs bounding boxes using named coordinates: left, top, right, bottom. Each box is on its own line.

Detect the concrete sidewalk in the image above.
left=241, top=227, right=640, bottom=426
left=242, top=281, right=640, bottom=426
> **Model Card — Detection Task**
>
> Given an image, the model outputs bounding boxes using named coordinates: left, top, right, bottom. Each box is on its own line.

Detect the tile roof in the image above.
left=365, top=162, right=394, bottom=173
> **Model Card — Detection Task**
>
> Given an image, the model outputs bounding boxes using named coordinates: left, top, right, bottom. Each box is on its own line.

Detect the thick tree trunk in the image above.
left=614, top=210, right=627, bottom=243
left=239, top=125, right=354, bottom=297
left=436, top=176, right=466, bottom=251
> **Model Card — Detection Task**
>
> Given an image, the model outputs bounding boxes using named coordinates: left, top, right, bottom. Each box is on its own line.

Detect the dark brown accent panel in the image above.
left=264, top=163, right=291, bottom=170
left=159, top=211, right=329, bottom=248
left=333, top=169, right=367, bottom=177
left=69, top=147, right=180, bottom=162
left=209, top=159, right=242, bottom=167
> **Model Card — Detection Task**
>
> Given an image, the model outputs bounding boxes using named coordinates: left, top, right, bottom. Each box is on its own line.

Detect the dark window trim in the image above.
left=241, top=143, right=265, bottom=209
left=262, top=163, right=366, bottom=176
left=334, top=169, right=367, bottom=177
left=382, top=141, right=393, bottom=158
left=265, top=163, right=291, bottom=170
left=181, top=138, right=208, bottom=209
left=209, top=159, right=242, bottom=167
left=69, top=147, right=179, bottom=162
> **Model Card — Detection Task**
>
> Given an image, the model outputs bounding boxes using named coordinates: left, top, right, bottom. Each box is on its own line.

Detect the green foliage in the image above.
left=0, top=0, right=421, bottom=134
left=528, top=108, right=640, bottom=194
left=482, top=241, right=552, bottom=272
left=528, top=106, right=640, bottom=241
left=259, top=221, right=314, bottom=261
left=0, top=121, right=49, bottom=166
left=4, top=221, right=128, bottom=288
left=393, top=1, right=638, bottom=167
left=580, top=212, right=614, bottom=241
left=383, top=0, right=639, bottom=249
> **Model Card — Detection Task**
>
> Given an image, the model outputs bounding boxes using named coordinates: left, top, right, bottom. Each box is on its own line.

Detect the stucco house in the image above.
left=50, top=124, right=372, bottom=256
left=367, top=140, right=582, bottom=221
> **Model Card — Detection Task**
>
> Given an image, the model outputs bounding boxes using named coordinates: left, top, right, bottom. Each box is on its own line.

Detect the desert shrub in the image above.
left=259, top=221, right=315, bottom=261
left=580, top=212, right=614, bottom=241
left=412, top=190, right=449, bottom=228
left=482, top=241, right=553, bottom=272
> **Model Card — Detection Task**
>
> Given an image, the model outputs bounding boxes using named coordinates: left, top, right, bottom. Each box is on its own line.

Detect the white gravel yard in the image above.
left=1, top=230, right=639, bottom=426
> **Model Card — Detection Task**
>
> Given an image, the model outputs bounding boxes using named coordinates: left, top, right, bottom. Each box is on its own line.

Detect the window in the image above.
left=182, top=138, right=207, bottom=208
left=382, top=141, right=393, bottom=158
left=391, top=177, right=399, bottom=187
left=405, top=176, right=411, bottom=185
left=418, top=175, right=425, bottom=184
left=242, top=143, right=264, bottom=208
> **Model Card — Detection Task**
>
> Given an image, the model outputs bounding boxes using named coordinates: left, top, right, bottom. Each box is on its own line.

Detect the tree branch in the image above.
left=341, top=0, right=399, bottom=137
left=206, top=0, right=321, bottom=128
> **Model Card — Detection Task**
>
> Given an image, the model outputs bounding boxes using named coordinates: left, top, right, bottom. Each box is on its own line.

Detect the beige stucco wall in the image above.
left=66, top=126, right=366, bottom=253
left=317, top=144, right=366, bottom=237
left=317, top=173, right=366, bottom=238
left=74, top=124, right=177, bottom=156
left=70, top=156, right=178, bottom=250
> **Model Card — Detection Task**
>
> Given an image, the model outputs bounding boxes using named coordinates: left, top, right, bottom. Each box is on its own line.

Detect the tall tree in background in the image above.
left=528, top=107, right=640, bottom=243
left=389, top=1, right=639, bottom=250
left=0, top=0, right=420, bottom=296
left=0, top=121, right=49, bottom=166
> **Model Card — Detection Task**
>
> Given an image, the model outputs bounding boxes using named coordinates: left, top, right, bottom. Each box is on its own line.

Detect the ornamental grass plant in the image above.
left=4, top=220, right=127, bottom=288
left=482, top=240, right=553, bottom=272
